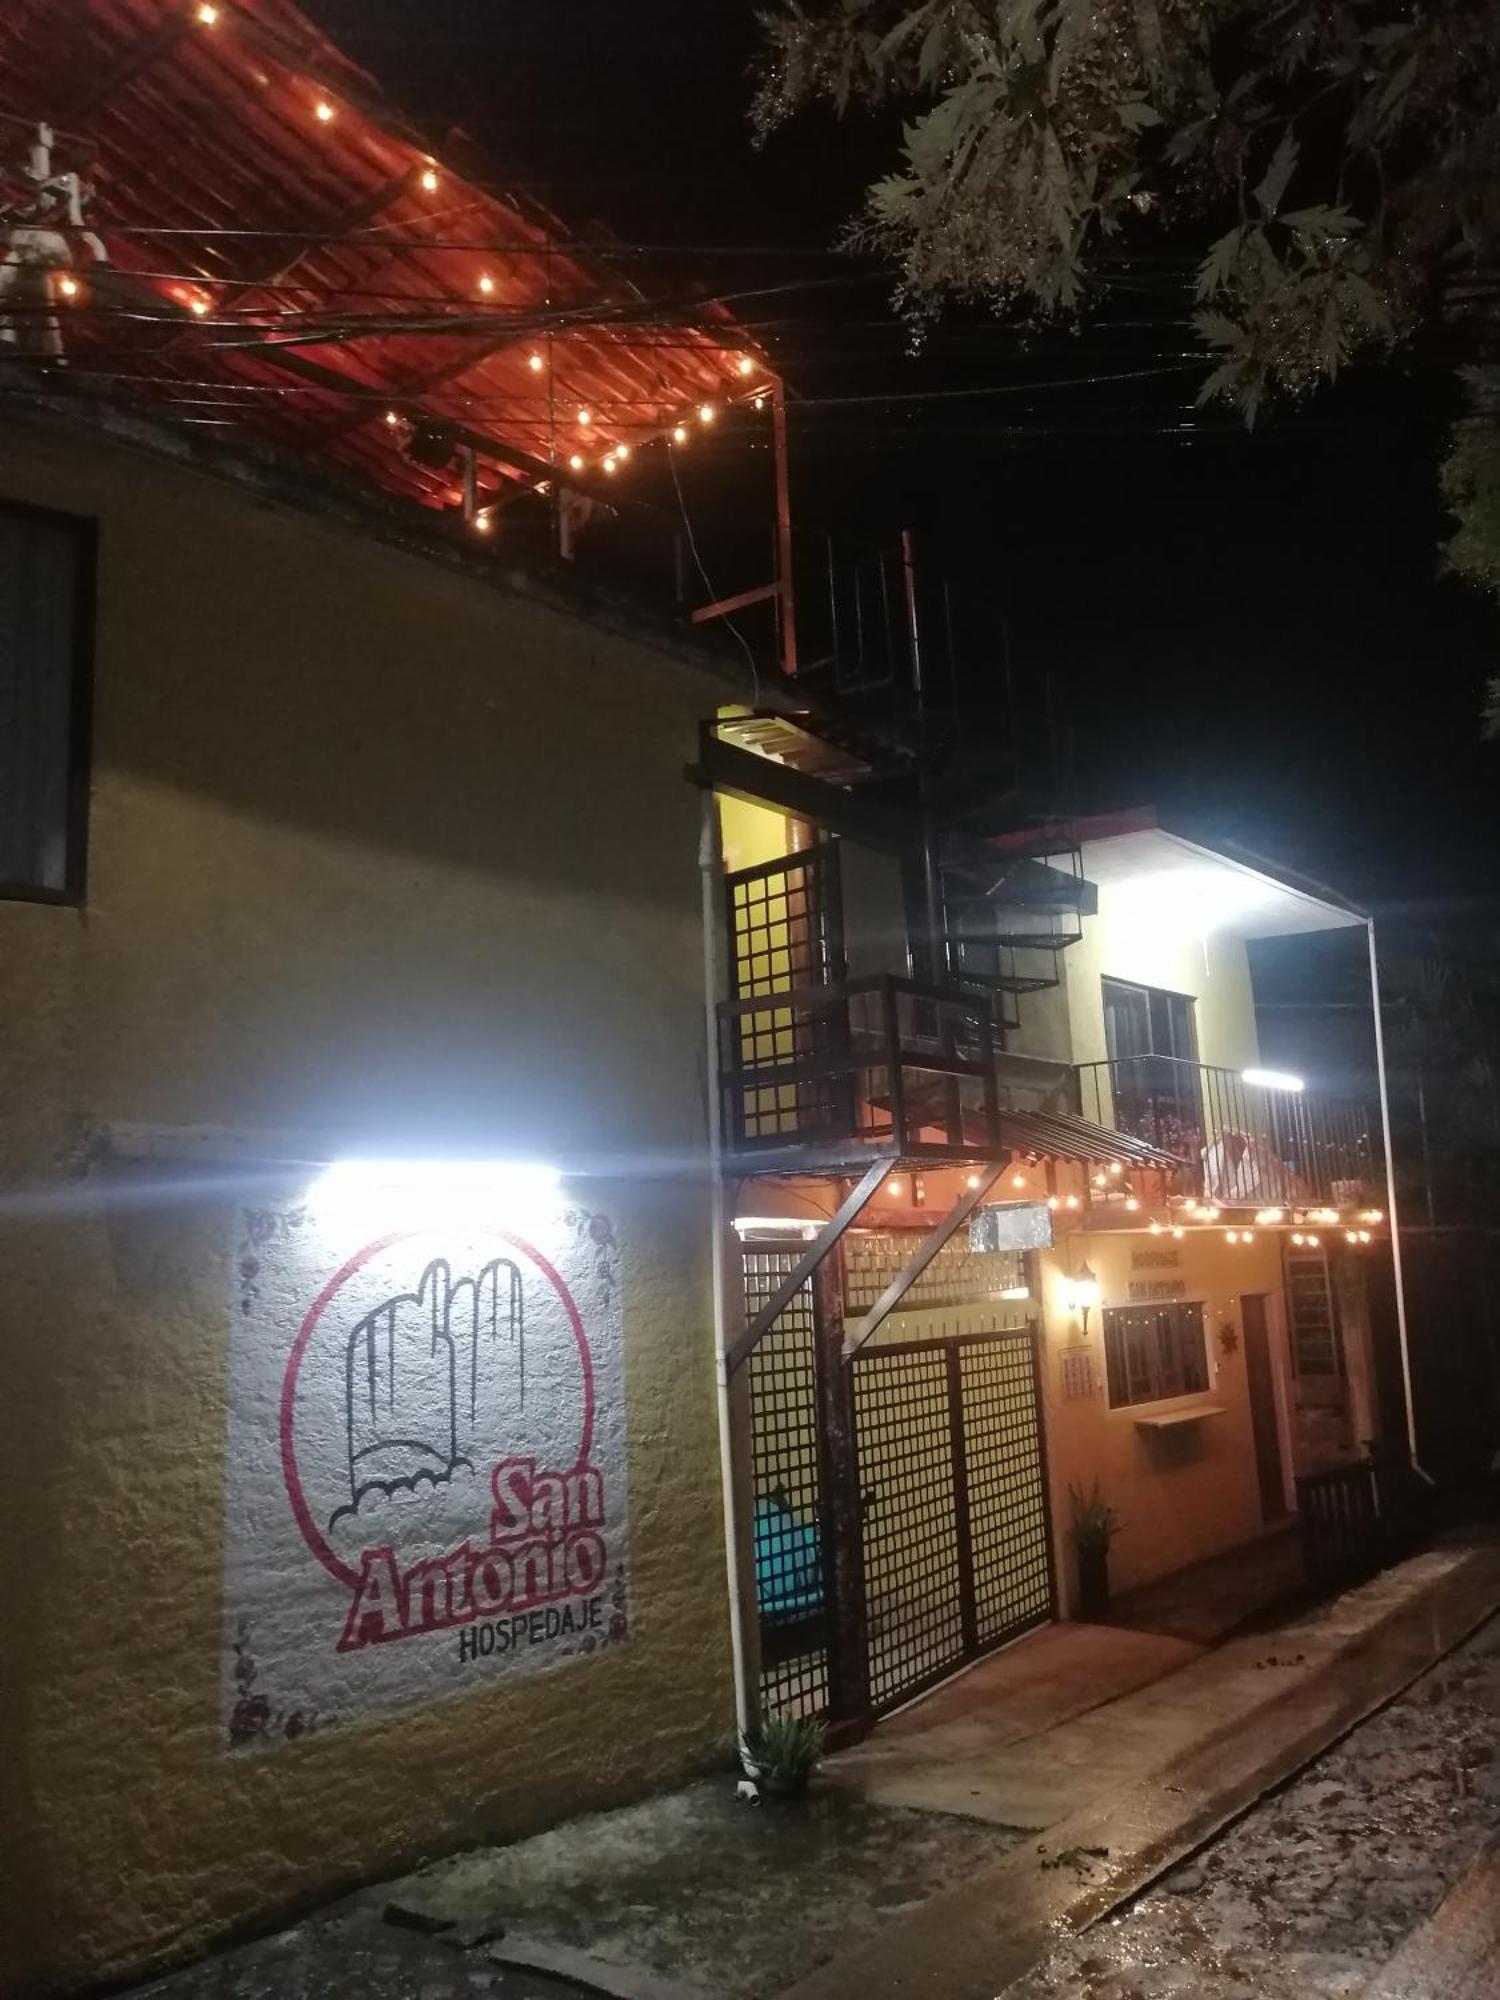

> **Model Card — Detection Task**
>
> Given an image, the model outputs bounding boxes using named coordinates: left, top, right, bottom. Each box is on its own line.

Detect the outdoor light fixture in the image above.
left=308, top=1159, right=560, bottom=1233
left=1000, top=1286, right=1031, bottom=1302
left=1065, top=1262, right=1101, bottom=1331
left=1242, top=1068, right=1305, bottom=1093
left=732, top=1216, right=820, bottom=1241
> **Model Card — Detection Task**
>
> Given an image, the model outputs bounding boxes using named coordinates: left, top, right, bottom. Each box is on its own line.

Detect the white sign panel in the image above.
left=222, top=1188, right=629, bottom=1750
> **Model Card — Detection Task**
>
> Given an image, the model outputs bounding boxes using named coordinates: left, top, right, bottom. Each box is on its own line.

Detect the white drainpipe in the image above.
left=1366, top=916, right=1430, bottom=1480
left=700, top=793, right=753, bottom=1734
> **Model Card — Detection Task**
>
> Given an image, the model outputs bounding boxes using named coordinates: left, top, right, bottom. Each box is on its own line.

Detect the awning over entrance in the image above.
left=996, top=1105, right=1183, bottom=1172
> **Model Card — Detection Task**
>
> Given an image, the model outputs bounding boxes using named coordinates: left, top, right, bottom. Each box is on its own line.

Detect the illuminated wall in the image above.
left=0, top=423, right=732, bottom=1997
left=1035, top=1224, right=1289, bottom=1599
left=1064, top=856, right=1262, bottom=1074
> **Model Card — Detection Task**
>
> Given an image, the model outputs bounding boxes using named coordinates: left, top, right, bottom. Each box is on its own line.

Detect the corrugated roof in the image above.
left=0, top=0, right=766, bottom=514
left=997, top=1107, right=1183, bottom=1171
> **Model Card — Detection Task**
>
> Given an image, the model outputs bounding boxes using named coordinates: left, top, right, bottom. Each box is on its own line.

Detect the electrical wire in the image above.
left=668, top=447, right=761, bottom=704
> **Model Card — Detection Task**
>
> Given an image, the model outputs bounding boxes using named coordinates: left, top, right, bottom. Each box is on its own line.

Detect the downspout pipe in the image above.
left=1367, top=916, right=1431, bottom=1481
left=700, top=795, right=753, bottom=1735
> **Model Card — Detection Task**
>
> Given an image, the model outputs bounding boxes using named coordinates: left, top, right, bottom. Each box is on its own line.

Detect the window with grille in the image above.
left=1286, top=1251, right=1342, bottom=1379
left=0, top=502, right=94, bottom=901
left=1102, top=1301, right=1209, bottom=1408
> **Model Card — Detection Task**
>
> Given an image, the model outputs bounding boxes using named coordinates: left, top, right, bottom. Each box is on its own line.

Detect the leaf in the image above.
left=1197, top=225, right=1245, bottom=299
left=1254, top=129, right=1298, bottom=218
left=1116, top=97, right=1162, bottom=133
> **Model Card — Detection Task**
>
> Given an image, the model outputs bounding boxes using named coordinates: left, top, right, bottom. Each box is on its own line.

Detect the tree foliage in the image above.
left=755, top=2, right=1500, bottom=656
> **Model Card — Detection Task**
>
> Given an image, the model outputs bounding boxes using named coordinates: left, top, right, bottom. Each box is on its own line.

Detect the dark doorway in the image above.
left=1242, top=1294, right=1288, bottom=1521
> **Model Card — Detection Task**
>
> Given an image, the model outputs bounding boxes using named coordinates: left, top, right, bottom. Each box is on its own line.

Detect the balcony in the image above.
left=718, top=976, right=1002, bottom=1172
left=1076, top=1056, right=1380, bottom=1208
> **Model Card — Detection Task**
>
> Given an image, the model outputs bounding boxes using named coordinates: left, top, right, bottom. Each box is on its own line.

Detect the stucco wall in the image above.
left=1037, top=1227, right=1289, bottom=1601
left=0, top=426, right=733, bottom=1995
left=1064, top=866, right=1262, bottom=1075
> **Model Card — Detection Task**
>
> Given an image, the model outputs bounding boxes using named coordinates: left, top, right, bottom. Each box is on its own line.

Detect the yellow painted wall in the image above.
left=1036, top=1225, right=1287, bottom=1600
left=0, top=424, right=733, bottom=1995
left=1062, top=873, right=1262, bottom=1075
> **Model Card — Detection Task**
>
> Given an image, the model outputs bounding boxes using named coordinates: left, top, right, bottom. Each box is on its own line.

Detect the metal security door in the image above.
left=851, top=1326, right=1053, bottom=1717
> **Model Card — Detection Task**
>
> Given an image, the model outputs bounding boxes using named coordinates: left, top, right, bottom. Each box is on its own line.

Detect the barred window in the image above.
left=1103, top=1301, right=1209, bottom=1408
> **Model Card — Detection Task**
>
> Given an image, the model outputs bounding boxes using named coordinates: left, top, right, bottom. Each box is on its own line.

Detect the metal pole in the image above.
left=771, top=378, right=798, bottom=678
left=902, top=529, right=945, bottom=980
left=700, top=794, right=755, bottom=1733
left=1367, top=917, right=1428, bottom=1477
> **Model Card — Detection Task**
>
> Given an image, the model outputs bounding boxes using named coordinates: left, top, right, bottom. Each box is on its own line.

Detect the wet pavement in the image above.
left=1010, top=1611, right=1500, bottom=2000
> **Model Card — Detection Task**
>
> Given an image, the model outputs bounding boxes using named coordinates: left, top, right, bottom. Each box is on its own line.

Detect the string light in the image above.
left=383, top=409, right=400, bottom=426
left=568, top=453, right=584, bottom=471
left=615, top=442, right=631, bottom=460
left=966, top=1173, right=981, bottom=1190
left=314, top=100, right=336, bottom=123
left=477, top=273, right=495, bottom=295
left=1226, top=1230, right=1240, bottom=1244
left=1243, top=1230, right=1255, bottom=1242
left=1010, top=1172, right=1027, bottom=1190
left=1292, top=1232, right=1305, bottom=1246
left=1362, top=1209, right=1384, bottom=1224
left=1149, top=1221, right=1163, bottom=1236
left=1124, top=1197, right=1139, bottom=1213
left=527, top=352, right=545, bottom=373
left=1171, top=1226, right=1185, bottom=1240
left=473, top=510, right=493, bottom=534
left=57, top=275, right=79, bottom=298
left=195, top=2, right=218, bottom=22
left=886, top=1178, right=903, bottom=1199
left=698, top=403, right=717, bottom=424
left=753, top=393, right=767, bottom=412
left=1064, top=1194, right=1080, bottom=1211
left=602, top=456, right=617, bottom=474
left=1256, top=1207, right=1284, bottom=1225
left=1108, top=1163, right=1123, bottom=1178
left=419, top=167, right=439, bottom=193
left=1047, top=1196, right=1060, bottom=1211
left=1358, top=1230, right=1372, bottom=1244
left=577, top=407, right=591, bottom=426
left=1306, top=1232, right=1321, bottom=1247
left=737, top=356, right=755, bottom=376
left=188, top=296, right=209, bottom=316
left=671, top=425, right=689, bottom=445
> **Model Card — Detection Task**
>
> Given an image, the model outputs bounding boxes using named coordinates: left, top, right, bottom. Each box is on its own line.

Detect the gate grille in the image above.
left=852, top=1325, right=1053, bottom=1716
left=852, top=1346, right=965, bottom=1708
left=742, top=1245, right=829, bottom=1720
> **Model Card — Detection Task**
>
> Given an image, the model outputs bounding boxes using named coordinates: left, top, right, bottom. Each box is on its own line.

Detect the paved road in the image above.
left=1009, top=1613, right=1500, bottom=2000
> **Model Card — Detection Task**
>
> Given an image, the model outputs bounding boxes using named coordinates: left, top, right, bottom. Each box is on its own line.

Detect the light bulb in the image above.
left=527, top=352, right=545, bottom=373
left=1292, top=1232, right=1305, bottom=1245
left=314, top=100, right=335, bottom=123
left=57, top=275, right=79, bottom=298
left=420, top=167, right=439, bottom=192
left=568, top=453, right=584, bottom=471
left=577, top=408, right=591, bottom=426
left=1359, top=1230, right=1372, bottom=1243
left=383, top=409, right=400, bottom=426
left=1047, top=1196, right=1060, bottom=1210
left=1124, top=1198, right=1139, bottom=1213
left=966, top=1173, right=981, bottom=1190
left=698, top=403, right=716, bottom=423
left=1226, top=1230, right=1240, bottom=1245
left=1171, top=1226, right=1185, bottom=1240
left=1064, top=1194, right=1080, bottom=1211
left=1108, top=1162, right=1123, bottom=1177
left=1011, top=1172, right=1026, bottom=1190
left=196, top=2, right=218, bottom=22
left=614, top=442, right=631, bottom=459
left=1243, top=1230, right=1255, bottom=1242
left=753, top=394, right=767, bottom=411
left=473, top=511, right=493, bottom=533
left=737, top=356, right=754, bottom=376
left=478, top=273, right=494, bottom=295
left=1306, top=1233, right=1320, bottom=1247
left=189, top=296, right=209, bottom=316
left=672, top=425, right=689, bottom=445
left=886, top=1179, right=903, bottom=1198
left=602, top=457, right=617, bottom=474
left=1149, top=1221, right=1163, bottom=1235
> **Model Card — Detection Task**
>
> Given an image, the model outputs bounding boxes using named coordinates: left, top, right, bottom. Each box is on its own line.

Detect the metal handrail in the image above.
left=1076, top=1055, right=1378, bottom=1205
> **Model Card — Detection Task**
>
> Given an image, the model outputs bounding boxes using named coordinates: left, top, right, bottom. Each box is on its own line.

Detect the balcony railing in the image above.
left=718, top=976, right=1000, bottom=1165
left=1076, top=1056, right=1379, bottom=1207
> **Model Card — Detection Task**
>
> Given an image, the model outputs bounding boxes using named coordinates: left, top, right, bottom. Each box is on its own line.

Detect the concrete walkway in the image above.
left=786, top=1541, right=1500, bottom=1999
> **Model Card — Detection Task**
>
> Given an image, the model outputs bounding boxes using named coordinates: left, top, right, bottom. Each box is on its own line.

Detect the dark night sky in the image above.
left=310, top=0, right=1500, bottom=919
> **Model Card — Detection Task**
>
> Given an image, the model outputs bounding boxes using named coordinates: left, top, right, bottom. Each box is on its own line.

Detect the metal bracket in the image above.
left=842, top=1164, right=1005, bottom=1359
left=725, top=1158, right=891, bottom=1377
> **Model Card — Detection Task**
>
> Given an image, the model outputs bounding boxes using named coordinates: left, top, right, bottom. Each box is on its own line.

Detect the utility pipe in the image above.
left=1367, top=916, right=1430, bottom=1480
left=700, top=793, right=753, bottom=1734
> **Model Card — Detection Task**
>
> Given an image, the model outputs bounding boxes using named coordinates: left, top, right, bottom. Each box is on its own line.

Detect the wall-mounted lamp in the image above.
left=1065, top=1261, right=1101, bottom=1332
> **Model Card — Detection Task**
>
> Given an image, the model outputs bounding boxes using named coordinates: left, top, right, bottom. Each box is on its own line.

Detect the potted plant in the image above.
left=1069, top=1479, right=1122, bottom=1619
left=739, top=1714, right=826, bottom=1800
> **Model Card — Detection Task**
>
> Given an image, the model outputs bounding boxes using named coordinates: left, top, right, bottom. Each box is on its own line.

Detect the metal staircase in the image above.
left=939, top=824, right=1092, bottom=1036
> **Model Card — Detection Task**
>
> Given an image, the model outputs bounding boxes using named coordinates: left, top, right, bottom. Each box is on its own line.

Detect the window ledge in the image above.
left=1133, top=1404, right=1228, bottom=1430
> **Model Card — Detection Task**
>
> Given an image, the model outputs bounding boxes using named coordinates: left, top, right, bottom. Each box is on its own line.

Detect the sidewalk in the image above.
left=128, top=1536, right=1500, bottom=2000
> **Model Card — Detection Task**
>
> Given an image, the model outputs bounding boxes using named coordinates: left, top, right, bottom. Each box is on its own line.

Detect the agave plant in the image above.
left=740, top=1713, right=826, bottom=1799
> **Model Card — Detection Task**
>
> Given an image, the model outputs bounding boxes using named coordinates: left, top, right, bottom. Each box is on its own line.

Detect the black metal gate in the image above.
left=851, top=1327, right=1054, bottom=1716
left=743, top=1240, right=1054, bottom=1731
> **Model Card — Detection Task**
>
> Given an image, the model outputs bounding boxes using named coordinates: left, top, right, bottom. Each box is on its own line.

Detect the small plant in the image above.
left=1069, top=1478, right=1122, bottom=1553
left=1069, top=1479, right=1122, bottom=1621
left=740, top=1713, right=826, bottom=1799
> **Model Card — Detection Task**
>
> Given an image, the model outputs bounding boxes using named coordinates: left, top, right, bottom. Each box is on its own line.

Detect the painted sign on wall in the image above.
left=222, top=1186, right=629, bottom=1750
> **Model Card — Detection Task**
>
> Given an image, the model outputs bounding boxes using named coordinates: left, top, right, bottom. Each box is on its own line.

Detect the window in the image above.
left=1103, top=1301, right=1210, bottom=1408
left=0, top=502, right=94, bottom=901
left=1101, top=977, right=1201, bottom=1156
left=1286, top=1250, right=1342, bottom=1379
